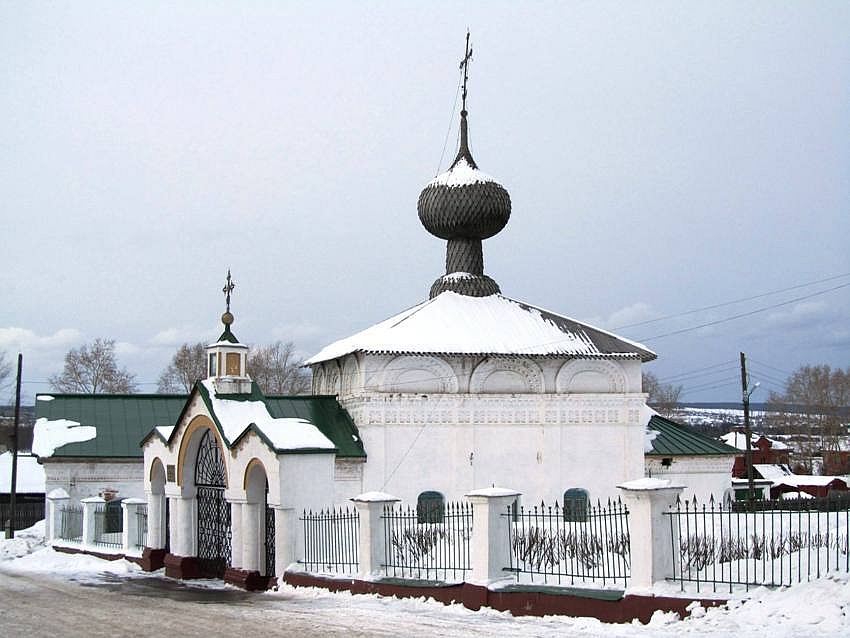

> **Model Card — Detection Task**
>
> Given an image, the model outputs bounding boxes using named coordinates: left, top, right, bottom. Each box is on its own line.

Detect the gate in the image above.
left=264, top=477, right=275, bottom=577
left=195, top=429, right=231, bottom=577
left=265, top=504, right=275, bottom=577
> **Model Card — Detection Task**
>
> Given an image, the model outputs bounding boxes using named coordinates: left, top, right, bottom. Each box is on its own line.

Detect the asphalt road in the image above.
left=0, top=568, right=528, bottom=638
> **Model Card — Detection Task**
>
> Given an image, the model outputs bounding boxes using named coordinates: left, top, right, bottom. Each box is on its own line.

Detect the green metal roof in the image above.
left=265, top=395, right=365, bottom=458
left=646, top=414, right=739, bottom=457
left=37, top=387, right=365, bottom=460
left=35, top=394, right=187, bottom=459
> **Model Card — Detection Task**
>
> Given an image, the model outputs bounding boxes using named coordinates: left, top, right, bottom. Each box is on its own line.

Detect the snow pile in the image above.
left=428, top=157, right=497, bottom=187
left=32, top=418, right=96, bottom=458
left=202, top=380, right=334, bottom=450
left=0, top=521, right=46, bottom=560
left=306, top=291, right=653, bottom=364
left=0, top=452, right=45, bottom=492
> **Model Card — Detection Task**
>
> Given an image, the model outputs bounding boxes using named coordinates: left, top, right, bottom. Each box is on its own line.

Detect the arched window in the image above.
left=417, top=491, right=445, bottom=524
left=563, top=488, right=589, bottom=522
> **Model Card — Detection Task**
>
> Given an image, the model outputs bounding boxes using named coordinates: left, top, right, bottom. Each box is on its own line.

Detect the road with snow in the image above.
left=0, top=535, right=848, bottom=638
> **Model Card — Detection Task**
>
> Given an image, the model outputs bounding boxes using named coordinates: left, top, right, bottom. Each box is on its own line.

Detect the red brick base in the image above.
left=223, top=567, right=274, bottom=591
left=282, top=572, right=726, bottom=624
left=140, top=548, right=167, bottom=571
left=163, top=553, right=201, bottom=579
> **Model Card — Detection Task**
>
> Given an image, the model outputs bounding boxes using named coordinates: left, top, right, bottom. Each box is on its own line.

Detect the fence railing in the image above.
left=300, top=506, right=359, bottom=574
left=382, top=501, right=473, bottom=581
left=666, top=495, right=850, bottom=593
left=1, top=500, right=45, bottom=531
left=93, top=503, right=123, bottom=548
left=59, top=504, right=83, bottom=542
left=135, top=504, right=148, bottom=549
left=505, top=499, right=631, bottom=587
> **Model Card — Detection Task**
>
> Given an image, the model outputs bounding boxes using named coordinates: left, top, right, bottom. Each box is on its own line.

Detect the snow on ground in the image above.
left=1, top=525, right=848, bottom=636
left=0, top=520, right=46, bottom=560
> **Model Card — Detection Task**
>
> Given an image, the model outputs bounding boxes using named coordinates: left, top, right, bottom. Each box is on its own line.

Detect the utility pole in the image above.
left=6, top=354, right=22, bottom=539
left=740, top=352, right=755, bottom=505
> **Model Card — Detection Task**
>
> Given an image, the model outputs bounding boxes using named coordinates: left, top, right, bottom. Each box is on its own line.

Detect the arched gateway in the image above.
left=195, top=429, right=231, bottom=577
left=140, top=273, right=350, bottom=587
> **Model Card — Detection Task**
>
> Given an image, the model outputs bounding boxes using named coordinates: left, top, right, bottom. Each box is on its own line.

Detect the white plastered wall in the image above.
left=644, top=455, right=736, bottom=503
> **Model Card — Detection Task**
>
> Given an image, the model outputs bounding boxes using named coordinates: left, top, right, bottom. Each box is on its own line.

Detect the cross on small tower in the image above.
left=222, top=269, right=235, bottom=313
left=459, top=30, right=473, bottom=113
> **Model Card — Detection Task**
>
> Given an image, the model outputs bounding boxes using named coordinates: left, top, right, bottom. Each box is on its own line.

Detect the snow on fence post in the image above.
left=81, top=496, right=105, bottom=548
left=351, top=491, right=400, bottom=578
left=618, top=478, right=684, bottom=591
left=465, top=487, right=521, bottom=586
left=45, top=488, right=70, bottom=542
left=121, top=498, right=147, bottom=553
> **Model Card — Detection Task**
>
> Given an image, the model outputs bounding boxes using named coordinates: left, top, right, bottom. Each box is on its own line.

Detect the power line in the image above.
left=615, top=271, right=850, bottom=330
left=637, top=281, right=850, bottom=343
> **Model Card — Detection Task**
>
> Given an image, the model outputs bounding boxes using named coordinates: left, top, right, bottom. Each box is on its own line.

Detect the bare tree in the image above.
left=157, top=342, right=207, bottom=393
left=247, top=341, right=310, bottom=395
left=767, top=364, right=850, bottom=470
left=0, top=351, right=11, bottom=393
left=49, top=338, right=137, bottom=394
left=642, top=371, right=682, bottom=416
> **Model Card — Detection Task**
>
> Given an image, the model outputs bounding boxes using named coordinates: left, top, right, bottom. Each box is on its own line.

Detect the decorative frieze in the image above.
left=341, top=393, right=647, bottom=427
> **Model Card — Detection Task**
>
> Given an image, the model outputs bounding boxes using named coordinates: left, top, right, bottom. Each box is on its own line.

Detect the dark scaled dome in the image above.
left=418, top=115, right=511, bottom=241
left=418, top=110, right=511, bottom=299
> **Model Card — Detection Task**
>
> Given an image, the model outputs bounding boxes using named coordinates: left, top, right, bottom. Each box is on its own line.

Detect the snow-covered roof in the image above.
left=720, top=431, right=789, bottom=451
left=0, top=452, right=45, bottom=493
left=32, top=418, right=97, bottom=459
left=754, top=464, right=846, bottom=488
left=306, top=291, right=655, bottom=365
left=200, top=380, right=335, bottom=452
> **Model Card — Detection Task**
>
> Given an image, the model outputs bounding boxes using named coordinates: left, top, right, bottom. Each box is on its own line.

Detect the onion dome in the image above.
left=418, top=109, right=511, bottom=298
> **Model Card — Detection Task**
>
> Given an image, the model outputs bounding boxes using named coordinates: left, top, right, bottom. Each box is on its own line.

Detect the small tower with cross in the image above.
left=206, top=269, right=251, bottom=393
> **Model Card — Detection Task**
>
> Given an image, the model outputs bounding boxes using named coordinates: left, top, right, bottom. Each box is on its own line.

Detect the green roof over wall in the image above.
left=646, top=414, right=739, bottom=457
left=264, top=396, right=364, bottom=458
left=35, top=391, right=365, bottom=460
left=35, top=394, right=187, bottom=459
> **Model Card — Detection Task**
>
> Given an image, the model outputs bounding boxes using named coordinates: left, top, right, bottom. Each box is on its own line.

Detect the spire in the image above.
left=218, top=269, right=239, bottom=344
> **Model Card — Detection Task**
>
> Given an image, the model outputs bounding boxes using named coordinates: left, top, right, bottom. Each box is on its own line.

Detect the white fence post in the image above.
left=121, top=498, right=147, bottom=553
left=81, top=496, right=104, bottom=547
left=45, top=488, right=70, bottom=542
left=618, top=478, right=684, bottom=591
left=351, top=492, right=400, bottom=579
left=465, top=487, right=521, bottom=586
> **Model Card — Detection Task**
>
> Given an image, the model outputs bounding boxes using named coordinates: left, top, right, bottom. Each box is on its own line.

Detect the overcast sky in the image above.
left=1, top=1, right=848, bottom=404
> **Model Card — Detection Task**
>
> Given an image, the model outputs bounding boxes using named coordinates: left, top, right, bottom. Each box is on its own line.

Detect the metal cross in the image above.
left=459, top=30, right=473, bottom=113
left=222, top=269, right=235, bottom=312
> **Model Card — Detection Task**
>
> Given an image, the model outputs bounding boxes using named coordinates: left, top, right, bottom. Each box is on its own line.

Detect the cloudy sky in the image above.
left=1, top=1, right=848, bottom=404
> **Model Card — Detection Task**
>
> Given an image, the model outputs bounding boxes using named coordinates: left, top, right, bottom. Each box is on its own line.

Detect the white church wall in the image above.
left=645, top=455, right=735, bottom=504
left=43, top=459, right=145, bottom=505
left=340, top=392, right=647, bottom=505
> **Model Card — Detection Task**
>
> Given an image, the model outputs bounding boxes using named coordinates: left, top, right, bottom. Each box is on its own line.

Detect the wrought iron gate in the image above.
left=265, top=504, right=275, bottom=577
left=195, top=429, right=231, bottom=577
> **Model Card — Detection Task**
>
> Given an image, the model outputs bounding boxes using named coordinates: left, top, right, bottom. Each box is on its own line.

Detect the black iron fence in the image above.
left=666, top=495, right=850, bottom=593
left=505, top=499, right=631, bottom=587
left=59, top=504, right=83, bottom=542
left=93, top=503, right=123, bottom=548
left=1, top=500, right=45, bottom=531
left=382, top=501, right=473, bottom=581
left=135, top=504, right=148, bottom=549
left=300, top=506, right=359, bottom=574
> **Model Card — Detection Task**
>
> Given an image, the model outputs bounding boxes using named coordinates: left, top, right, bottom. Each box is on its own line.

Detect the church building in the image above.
left=138, top=48, right=687, bottom=586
